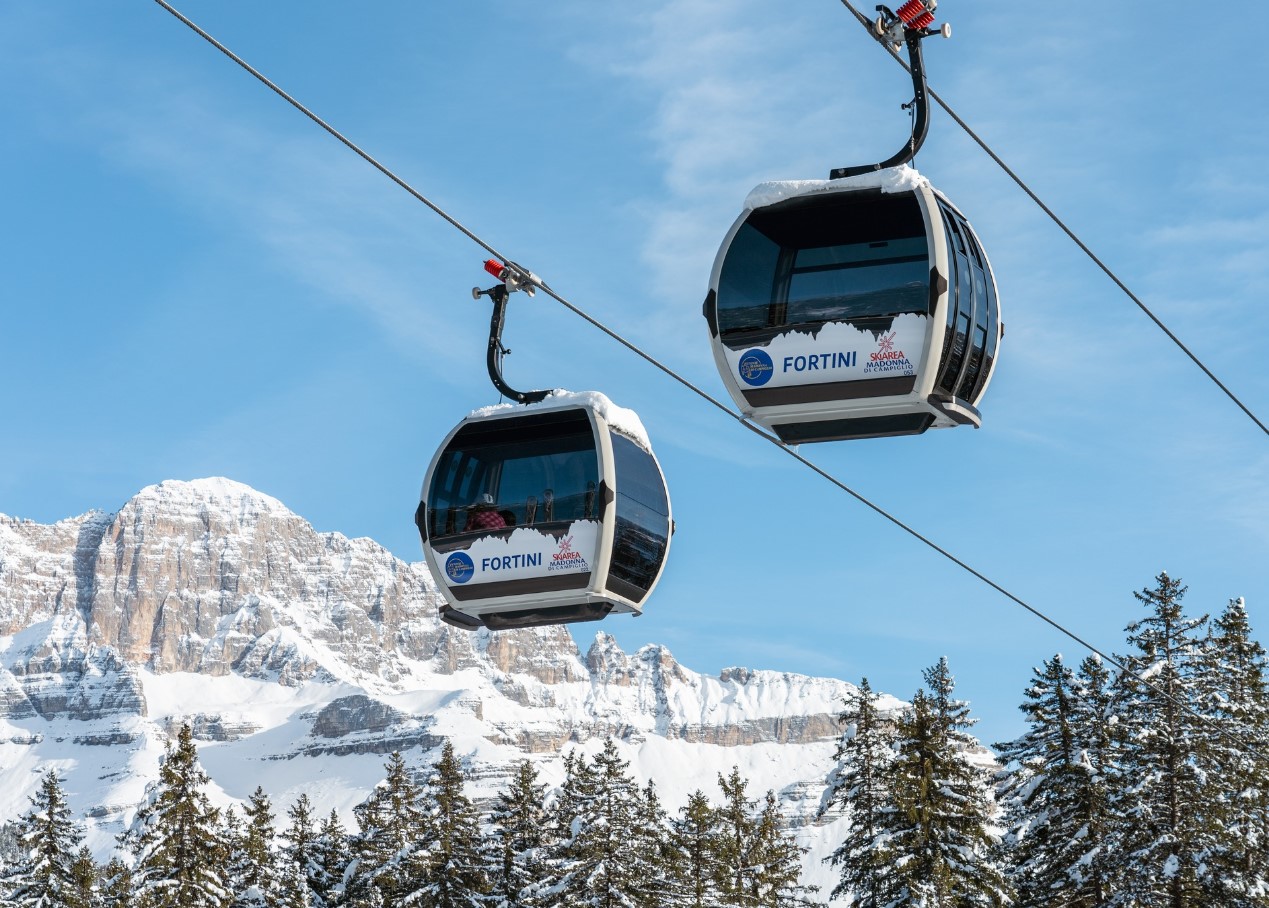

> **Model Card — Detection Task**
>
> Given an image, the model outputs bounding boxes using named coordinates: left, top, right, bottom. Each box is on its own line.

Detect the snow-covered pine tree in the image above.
left=0, top=822, right=21, bottom=869
left=821, top=677, right=896, bottom=907
left=714, top=765, right=763, bottom=907
left=228, top=786, right=281, bottom=908
left=311, top=809, right=348, bottom=908
left=98, top=856, right=134, bottom=908
left=276, top=859, right=314, bottom=908
left=487, top=759, right=548, bottom=908
left=122, top=724, right=230, bottom=908
left=1192, top=596, right=1269, bottom=904
left=405, top=739, right=489, bottom=908
left=1103, top=571, right=1221, bottom=908
left=1065, top=653, right=1118, bottom=902
left=281, top=794, right=324, bottom=908
left=749, top=790, right=819, bottom=907
left=670, top=790, right=726, bottom=908
left=221, top=807, right=246, bottom=902
left=1, top=769, right=87, bottom=908
left=883, top=689, right=953, bottom=906
left=534, top=737, right=657, bottom=907
left=997, top=653, right=1111, bottom=907
left=882, top=660, right=1011, bottom=907
left=546, top=748, right=594, bottom=847
left=924, top=657, right=1011, bottom=907
left=633, top=779, right=677, bottom=907
left=346, top=751, right=429, bottom=904
left=524, top=747, right=593, bottom=906
left=66, top=846, right=96, bottom=908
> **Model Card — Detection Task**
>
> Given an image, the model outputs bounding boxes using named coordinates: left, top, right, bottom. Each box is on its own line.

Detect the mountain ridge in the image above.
left=0, top=478, right=899, bottom=887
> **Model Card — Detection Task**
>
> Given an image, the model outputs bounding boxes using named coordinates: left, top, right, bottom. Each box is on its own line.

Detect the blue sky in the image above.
left=3, top=1, right=1268, bottom=747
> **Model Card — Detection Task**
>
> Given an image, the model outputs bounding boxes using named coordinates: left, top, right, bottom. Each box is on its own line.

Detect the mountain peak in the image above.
left=129, top=477, right=292, bottom=516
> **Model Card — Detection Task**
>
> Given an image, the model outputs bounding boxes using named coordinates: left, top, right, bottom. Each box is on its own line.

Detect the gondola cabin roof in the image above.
left=741, top=163, right=928, bottom=211
left=467, top=389, right=654, bottom=453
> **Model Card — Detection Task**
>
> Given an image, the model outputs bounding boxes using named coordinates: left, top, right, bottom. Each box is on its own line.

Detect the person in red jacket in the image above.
left=464, top=493, right=507, bottom=532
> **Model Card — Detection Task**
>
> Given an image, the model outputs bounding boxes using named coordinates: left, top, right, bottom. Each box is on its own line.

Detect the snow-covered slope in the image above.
left=0, top=478, right=906, bottom=893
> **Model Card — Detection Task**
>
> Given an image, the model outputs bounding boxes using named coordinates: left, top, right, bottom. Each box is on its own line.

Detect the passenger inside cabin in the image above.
left=464, top=493, right=507, bottom=532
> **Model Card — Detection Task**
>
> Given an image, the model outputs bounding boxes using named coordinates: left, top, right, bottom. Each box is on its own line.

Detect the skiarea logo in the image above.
left=548, top=535, right=588, bottom=572
left=864, top=331, right=915, bottom=376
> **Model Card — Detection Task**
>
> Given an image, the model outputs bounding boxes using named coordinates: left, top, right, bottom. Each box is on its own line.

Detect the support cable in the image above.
left=837, top=0, right=1269, bottom=437
left=152, top=0, right=1269, bottom=760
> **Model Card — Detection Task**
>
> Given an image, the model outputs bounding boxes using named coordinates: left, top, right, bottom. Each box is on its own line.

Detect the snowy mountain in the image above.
left=0, top=478, right=907, bottom=891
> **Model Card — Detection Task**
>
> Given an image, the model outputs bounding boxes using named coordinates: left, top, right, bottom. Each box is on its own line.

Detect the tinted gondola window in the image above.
left=428, top=411, right=599, bottom=542
left=937, top=211, right=961, bottom=369
left=717, top=224, right=781, bottom=334
left=937, top=206, right=976, bottom=395
left=716, top=192, right=930, bottom=339
left=608, top=434, right=670, bottom=601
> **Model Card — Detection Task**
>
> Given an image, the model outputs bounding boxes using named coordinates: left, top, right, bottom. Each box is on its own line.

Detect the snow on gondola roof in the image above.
left=743, top=163, right=928, bottom=211
left=468, top=390, right=653, bottom=452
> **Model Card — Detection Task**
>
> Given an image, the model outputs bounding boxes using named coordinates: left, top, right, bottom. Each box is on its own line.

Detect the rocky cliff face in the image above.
left=0, top=479, right=876, bottom=870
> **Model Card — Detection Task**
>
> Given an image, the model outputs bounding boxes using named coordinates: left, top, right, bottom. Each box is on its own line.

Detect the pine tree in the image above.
left=547, top=749, right=594, bottom=847
left=228, top=787, right=280, bottom=908
left=714, top=765, right=762, bottom=907
left=749, top=790, right=819, bottom=907
left=1, top=769, right=87, bottom=908
left=669, top=790, right=725, bottom=908
left=535, top=737, right=657, bottom=907
left=276, top=859, right=314, bottom=908
left=526, top=747, right=594, bottom=906
left=1192, top=596, right=1269, bottom=904
left=632, top=779, right=677, bottom=907
left=407, top=739, right=489, bottom=908
left=487, top=759, right=548, bottom=908
left=924, top=658, right=1012, bottom=907
left=346, top=751, right=428, bottom=904
left=311, top=810, right=348, bottom=908
left=1065, top=653, right=1118, bottom=902
left=281, top=794, right=323, bottom=907
left=997, top=654, right=1111, bottom=907
left=0, top=821, right=22, bottom=869
left=881, top=660, right=1011, bottom=907
left=821, top=677, right=895, bottom=907
left=66, top=846, right=96, bottom=908
left=1104, top=572, right=1220, bottom=908
left=123, top=723, right=230, bottom=908
left=98, top=856, right=134, bottom=908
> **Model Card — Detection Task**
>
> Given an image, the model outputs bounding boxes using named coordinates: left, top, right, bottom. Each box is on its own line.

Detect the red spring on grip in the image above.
left=483, top=259, right=506, bottom=279
left=896, top=0, right=935, bottom=28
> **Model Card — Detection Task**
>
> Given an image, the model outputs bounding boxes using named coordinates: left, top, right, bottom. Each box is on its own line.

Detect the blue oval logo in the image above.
left=738, top=349, right=774, bottom=386
left=445, top=552, right=475, bottom=584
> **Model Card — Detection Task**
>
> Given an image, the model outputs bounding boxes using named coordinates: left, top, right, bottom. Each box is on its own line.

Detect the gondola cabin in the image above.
left=417, top=392, right=672, bottom=631
left=703, top=166, right=1002, bottom=443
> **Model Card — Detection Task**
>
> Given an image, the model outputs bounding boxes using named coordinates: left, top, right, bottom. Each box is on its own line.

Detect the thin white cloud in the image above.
left=5, top=15, right=479, bottom=372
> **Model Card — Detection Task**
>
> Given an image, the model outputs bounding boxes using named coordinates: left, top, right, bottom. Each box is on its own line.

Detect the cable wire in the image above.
left=836, top=0, right=1269, bottom=438
left=151, top=0, right=1269, bottom=762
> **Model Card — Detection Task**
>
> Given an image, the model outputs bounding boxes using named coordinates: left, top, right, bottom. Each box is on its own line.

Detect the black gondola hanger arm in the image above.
left=472, top=258, right=552, bottom=404
left=830, top=0, right=950, bottom=180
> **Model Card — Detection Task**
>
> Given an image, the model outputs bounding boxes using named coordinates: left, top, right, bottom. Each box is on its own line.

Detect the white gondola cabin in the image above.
left=703, top=166, right=1002, bottom=443
left=416, top=392, right=672, bottom=631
